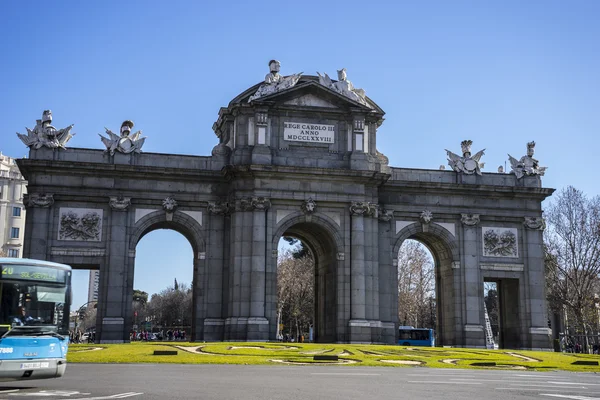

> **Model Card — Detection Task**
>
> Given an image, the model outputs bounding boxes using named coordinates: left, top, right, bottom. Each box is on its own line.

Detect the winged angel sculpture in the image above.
left=445, top=140, right=485, bottom=175
left=99, top=120, right=146, bottom=156
left=16, top=110, right=74, bottom=149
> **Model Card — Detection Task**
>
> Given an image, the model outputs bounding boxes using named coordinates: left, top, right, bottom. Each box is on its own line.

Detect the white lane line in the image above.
left=540, top=395, right=600, bottom=400
left=497, top=388, right=596, bottom=392
left=310, top=373, right=380, bottom=376
left=548, top=382, right=600, bottom=386
left=0, top=390, right=20, bottom=394
left=506, top=384, right=588, bottom=389
left=71, top=393, right=144, bottom=399
left=407, top=381, right=482, bottom=385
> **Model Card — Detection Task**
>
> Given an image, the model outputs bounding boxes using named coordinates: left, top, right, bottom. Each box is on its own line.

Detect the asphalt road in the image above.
left=1, top=364, right=599, bottom=399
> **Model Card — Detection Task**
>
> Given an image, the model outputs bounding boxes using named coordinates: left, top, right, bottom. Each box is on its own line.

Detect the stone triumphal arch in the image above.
left=16, top=62, right=553, bottom=348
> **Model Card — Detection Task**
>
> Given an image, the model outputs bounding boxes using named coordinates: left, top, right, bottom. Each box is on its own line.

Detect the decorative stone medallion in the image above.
left=482, top=227, right=518, bottom=258
left=208, top=201, right=230, bottom=215
left=349, top=202, right=369, bottom=216
left=58, top=208, right=103, bottom=241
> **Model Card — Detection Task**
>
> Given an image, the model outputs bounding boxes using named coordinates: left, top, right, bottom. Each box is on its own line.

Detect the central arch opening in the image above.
left=395, top=226, right=458, bottom=346
left=271, top=220, right=339, bottom=343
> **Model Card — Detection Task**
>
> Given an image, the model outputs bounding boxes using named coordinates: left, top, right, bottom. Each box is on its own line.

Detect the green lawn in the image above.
left=67, top=342, right=600, bottom=372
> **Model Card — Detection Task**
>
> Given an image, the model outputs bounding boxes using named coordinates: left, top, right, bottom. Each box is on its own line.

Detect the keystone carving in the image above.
left=301, top=198, right=317, bottom=214
left=26, top=193, right=54, bottom=208
left=524, top=217, right=546, bottom=230
left=109, top=196, right=131, bottom=211
left=162, top=197, right=178, bottom=212
left=420, top=210, right=433, bottom=224
left=461, top=213, right=480, bottom=226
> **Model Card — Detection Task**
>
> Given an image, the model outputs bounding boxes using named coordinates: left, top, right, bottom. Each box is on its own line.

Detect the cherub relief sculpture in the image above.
left=445, top=140, right=485, bottom=175
left=248, top=60, right=302, bottom=102
left=508, top=141, right=547, bottom=179
left=99, top=120, right=146, bottom=156
left=16, top=110, right=75, bottom=150
left=317, top=68, right=370, bottom=107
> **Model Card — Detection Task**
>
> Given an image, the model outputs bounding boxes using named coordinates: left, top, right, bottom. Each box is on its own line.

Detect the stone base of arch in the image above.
left=348, top=320, right=396, bottom=344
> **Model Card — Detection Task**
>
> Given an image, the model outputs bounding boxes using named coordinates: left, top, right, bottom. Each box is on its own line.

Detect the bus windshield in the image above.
left=1, top=262, right=71, bottom=335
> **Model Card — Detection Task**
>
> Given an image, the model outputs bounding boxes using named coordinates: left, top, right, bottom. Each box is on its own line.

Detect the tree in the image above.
left=282, top=237, right=308, bottom=259
left=277, top=250, right=314, bottom=339
left=397, top=240, right=435, bottom=328
left=545, top=186, right=600, bottom=350
left=146, top=282, right=192, bottom=329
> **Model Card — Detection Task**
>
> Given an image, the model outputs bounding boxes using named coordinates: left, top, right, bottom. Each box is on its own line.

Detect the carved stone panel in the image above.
left=58, top=208, right=103, bottom=241
left=482, top=227, right=518, bottom=258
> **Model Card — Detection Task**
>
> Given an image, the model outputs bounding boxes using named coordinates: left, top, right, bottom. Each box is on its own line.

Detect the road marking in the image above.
left=497, top=388, right=596, bottom=392
left=407, top=381, right=482, bottom=385
left=547, top=382, right=600, bottom=386
left=505, top=384, right=588, bottom=389
left=540, top=395, right=600, bottom=400
left=310, top=373, right=380, bottom=376
left=72, top=393, right=144, bottom=399
left=8, top=391, right=91, bottom=397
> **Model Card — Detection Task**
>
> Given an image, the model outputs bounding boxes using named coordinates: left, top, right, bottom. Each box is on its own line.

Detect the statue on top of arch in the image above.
left=248, top=60, right=302, bottom=102
left=317, top=68, right=370, bottom=107
left=16, top=110, right=75, bottom=150
left=445, top=140, right=485, bottom=175
left=508, top=141, right=547, bottom=179
left=99, top=120, right=146, bottom=156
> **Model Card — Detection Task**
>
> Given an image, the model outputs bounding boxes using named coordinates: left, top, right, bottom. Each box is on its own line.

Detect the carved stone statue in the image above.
left=445, top=140, right=485, bottom=175
left=317, top=68, right=370, bottom=107
left=99, top=120, right=146, bottom=156
left=248, top=60, right=302, bottom=102
left=508, top=141, right=547, bottom=179
left=17, top=110, right=75, bottom=150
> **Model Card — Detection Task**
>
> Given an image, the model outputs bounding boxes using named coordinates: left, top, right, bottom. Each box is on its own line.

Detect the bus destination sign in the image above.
left=1, top=264, right=65, bottom=283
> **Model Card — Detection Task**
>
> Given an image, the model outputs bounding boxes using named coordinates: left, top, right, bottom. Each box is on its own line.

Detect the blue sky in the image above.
left=2, top=1, right=599, bottom=308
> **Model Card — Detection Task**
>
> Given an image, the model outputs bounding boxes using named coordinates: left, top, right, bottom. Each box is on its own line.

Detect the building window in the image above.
left=10, top=227, right=19, bottom=239
left=8, top=249, right=19, bottom=258
left=13, top=207, right=22, bottom=217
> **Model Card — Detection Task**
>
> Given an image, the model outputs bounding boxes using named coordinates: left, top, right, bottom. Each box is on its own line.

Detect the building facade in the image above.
left=0, top=152, right=27, bottom=258
left=16, top=64, right=553, bottom=348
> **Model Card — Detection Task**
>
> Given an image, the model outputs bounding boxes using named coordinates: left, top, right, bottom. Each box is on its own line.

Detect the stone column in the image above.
left=100, top=197, right=131, bottom=343
left=22, top=193, right=54, bottom=260
left=247, top=197, right=270, bottom=340
left=349, top=202, right=368, bottom=342
left=225, top=200, right=248, bottom=340
left=460, top=213, right=485, bottom=347
left=377, top=206, right=395, bottom=344
left=203, top=201, right=229, bottom=341
left=523, top=216, right=551, bottom=349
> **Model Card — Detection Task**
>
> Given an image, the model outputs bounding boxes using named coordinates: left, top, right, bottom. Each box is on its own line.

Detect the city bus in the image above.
left=0, top=258, right=71, bottom=381
left=398, top=326, right=435, bottom=347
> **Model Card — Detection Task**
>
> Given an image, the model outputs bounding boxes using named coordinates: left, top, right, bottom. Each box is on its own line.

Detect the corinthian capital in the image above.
left=349, top=202, right=369, bottom=216
left=109, top=196, right=131, bottom=211
left=523, top=217, right=546, bottom=230
left=26, top=193, right=54, bottom=208
left=241, top=197, right=271, bottom=211
left=208, top=201, right=230, bottom=215
left=461, top=213, right=480, bottom=226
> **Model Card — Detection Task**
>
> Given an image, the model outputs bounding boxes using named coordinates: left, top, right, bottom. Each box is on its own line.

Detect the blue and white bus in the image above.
left=0, top=258, right=71, bottom=381
left=398, top=326, right=435, bottom=347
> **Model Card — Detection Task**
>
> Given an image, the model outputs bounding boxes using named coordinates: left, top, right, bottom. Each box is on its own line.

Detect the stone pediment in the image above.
left=230, top=76, right=384, bottom=115
left=283, top=93, right=337, bottom=108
